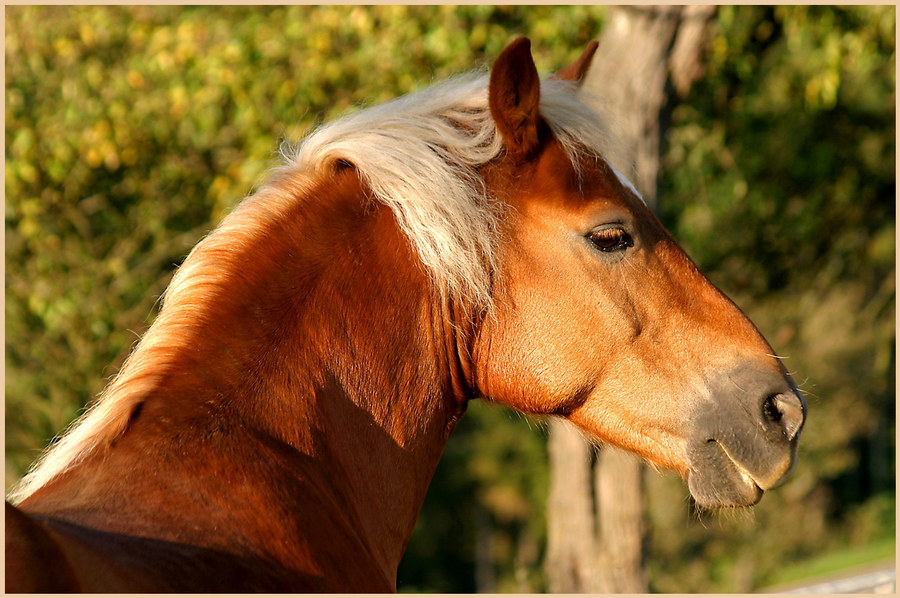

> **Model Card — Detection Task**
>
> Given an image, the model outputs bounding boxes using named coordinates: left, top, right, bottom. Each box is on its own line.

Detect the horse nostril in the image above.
left=762, top=393, right=805, bottom=441
left=763, top=395, right=782, bottom=423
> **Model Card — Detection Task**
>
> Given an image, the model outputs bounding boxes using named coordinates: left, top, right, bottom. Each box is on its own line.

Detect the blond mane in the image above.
left=9, top=71, right=623, bottom=504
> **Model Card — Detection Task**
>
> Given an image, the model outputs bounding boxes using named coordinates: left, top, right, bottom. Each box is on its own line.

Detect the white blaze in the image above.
left=609, top=163, right=646, bottom=206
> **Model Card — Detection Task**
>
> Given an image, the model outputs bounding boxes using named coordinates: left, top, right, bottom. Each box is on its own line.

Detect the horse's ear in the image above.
left=489, top=37, right=542, bottom=159
left=552, top=40, right=599, bottom=83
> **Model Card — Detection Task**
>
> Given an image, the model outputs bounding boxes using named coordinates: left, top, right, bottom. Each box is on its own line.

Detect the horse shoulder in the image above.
left=5, top=501, right=81, bottom=592
left=11, top=422, right=396, bottom=591
left=6, top=504, right=167, bottom=592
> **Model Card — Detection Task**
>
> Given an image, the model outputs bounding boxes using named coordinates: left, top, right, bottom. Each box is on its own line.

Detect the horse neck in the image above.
left=95, top=169, right=467, bottom=578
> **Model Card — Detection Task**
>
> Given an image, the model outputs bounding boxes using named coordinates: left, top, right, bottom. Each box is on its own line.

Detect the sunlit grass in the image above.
left=759, top=536, right=896, bottom=590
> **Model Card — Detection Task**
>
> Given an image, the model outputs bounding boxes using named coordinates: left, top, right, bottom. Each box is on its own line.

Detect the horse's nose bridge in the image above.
left=653, top=238, right=772, bottom=356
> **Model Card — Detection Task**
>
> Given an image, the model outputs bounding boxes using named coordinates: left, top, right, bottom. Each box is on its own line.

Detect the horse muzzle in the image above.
left=685, top=363, right=807, bottom=508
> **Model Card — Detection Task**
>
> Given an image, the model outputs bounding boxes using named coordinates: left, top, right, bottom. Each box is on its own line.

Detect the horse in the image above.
left=5, top=37, right=806, bottom=592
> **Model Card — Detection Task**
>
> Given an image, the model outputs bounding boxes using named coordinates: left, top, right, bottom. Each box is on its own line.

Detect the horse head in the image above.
left=472, top=38, right=805, bottom=508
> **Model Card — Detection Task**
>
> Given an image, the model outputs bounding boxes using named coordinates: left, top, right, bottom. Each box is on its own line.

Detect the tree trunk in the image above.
left=544, top=419, right=598, bottom=593
left=584, top=5, right=717, bottom=206
left=544, top=5, right=717, bottom=593
left=593, top=446, right=647, bottom=593
left=474, top=505, right=496, bottom=591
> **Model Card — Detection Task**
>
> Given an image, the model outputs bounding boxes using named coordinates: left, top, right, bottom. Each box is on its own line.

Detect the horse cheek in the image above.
left=473, top=307, right=580, bottom=416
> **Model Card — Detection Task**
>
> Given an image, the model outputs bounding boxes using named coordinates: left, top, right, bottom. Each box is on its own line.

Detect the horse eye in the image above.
left=589, top=228, right=633, bottom=253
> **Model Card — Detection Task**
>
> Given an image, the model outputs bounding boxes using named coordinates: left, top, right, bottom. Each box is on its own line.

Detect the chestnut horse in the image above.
left=6, top=38, right=805, bottom=592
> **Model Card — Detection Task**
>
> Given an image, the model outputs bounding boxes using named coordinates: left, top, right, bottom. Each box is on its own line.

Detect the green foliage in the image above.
left=663, top=6, right=894, bottom=297
left=5, top=5, right=894, bottom=593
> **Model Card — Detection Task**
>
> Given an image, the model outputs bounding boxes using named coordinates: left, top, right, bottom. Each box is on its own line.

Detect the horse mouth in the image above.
left=715, top=439, right=774, bottom=489
left=686, top=439, right=768, bottom=508
left=681, top=365, right=805, bottom=509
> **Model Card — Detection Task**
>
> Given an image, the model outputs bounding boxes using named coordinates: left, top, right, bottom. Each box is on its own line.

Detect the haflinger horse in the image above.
left=6, top=37, right=805, bottom=592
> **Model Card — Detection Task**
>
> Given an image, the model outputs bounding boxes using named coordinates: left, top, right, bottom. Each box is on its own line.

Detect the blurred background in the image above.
left=5, top=6, right=894, bottom=592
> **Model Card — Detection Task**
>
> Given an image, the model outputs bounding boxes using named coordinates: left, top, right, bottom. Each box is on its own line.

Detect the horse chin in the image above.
left=685, top=441, right=765, bottom=509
